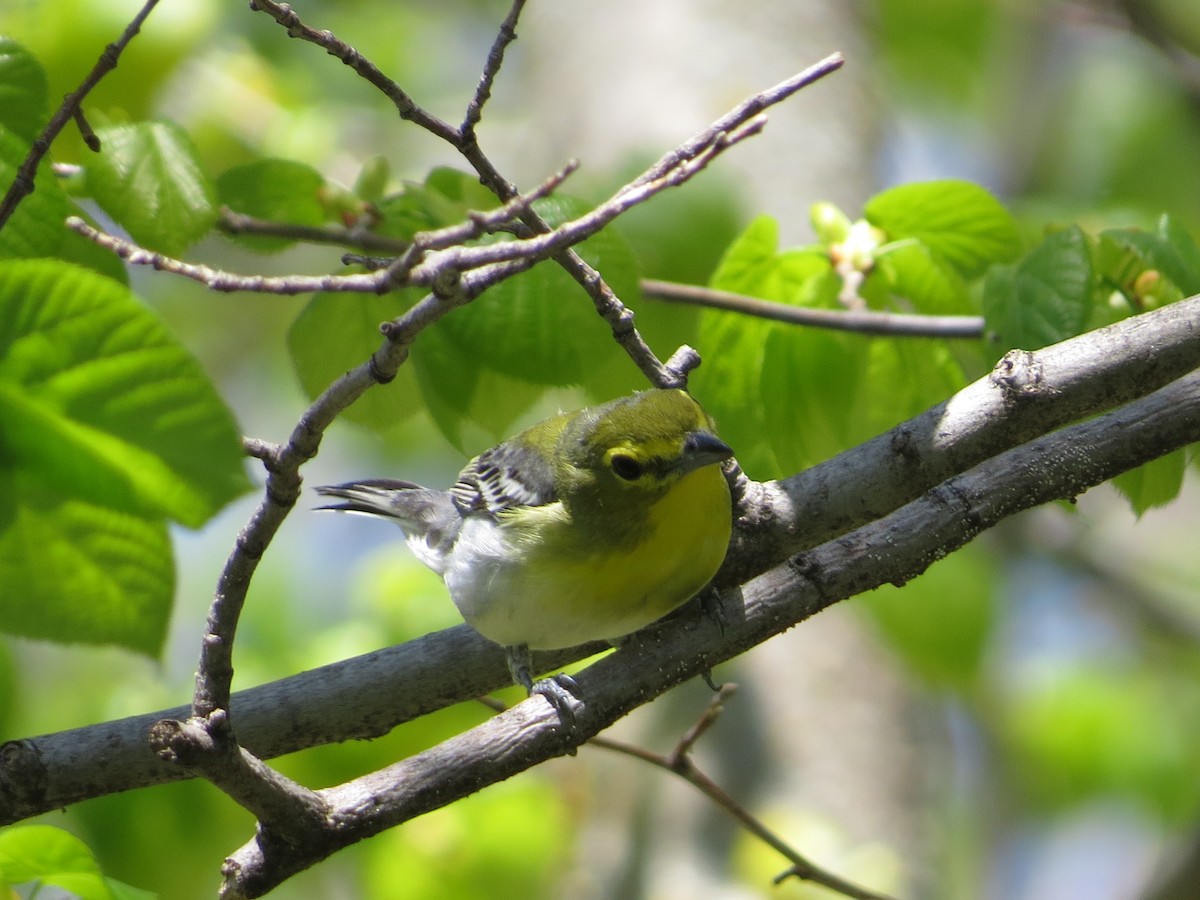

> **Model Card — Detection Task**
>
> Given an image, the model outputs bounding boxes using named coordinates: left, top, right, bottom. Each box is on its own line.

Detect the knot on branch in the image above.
left=991, top=349, right=1049, bottom=402
left=0, top=739, right=47, bottom=812
left=662, top=344, right=702, bottom=388
left=149, top=711, right=231, bottom=767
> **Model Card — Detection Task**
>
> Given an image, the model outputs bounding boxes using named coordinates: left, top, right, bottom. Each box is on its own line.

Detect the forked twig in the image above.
left=0, top=0, right=163, bottom=228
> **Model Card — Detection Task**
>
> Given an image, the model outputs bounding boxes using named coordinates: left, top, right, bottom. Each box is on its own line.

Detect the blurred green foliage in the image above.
left=1, top=1, right=1200, bottom=899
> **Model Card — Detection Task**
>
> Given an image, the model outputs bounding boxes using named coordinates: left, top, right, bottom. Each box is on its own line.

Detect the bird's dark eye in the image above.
left=610, top=454, right=643, bottom=481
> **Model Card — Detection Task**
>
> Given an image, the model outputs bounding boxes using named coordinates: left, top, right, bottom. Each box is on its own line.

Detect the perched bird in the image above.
left=316, top=388, right=734, bottom=721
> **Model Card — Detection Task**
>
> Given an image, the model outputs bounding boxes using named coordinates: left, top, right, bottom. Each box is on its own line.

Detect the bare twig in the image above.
left=461, top=0, right=527, bottom=139
left=484, top=687, right=897, bottom=900
left=246, top=0, right=460, bottom=144
left=246, top=0, right=843, bottom=387
left=217, top=209, right=409, bottom=255
left=0, top=0, right=162, bottom=228
left=592, top=689, right=898, bottom=900
left=643, top=278, right=986, bottom=338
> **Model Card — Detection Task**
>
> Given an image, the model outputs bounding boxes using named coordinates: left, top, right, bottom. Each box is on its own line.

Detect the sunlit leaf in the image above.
left=866, top=179, right=1021, bottom=277
left=84, top=121, right=216, bottom=256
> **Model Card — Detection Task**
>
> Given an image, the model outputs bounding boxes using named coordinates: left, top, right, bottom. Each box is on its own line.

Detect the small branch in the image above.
left=247, top=0, right=843, bottom=388
left=72, top=108, right=101, bottom=152
left=486, top=687, right=895, bottom=900
left=247, top=0, right=460, bottom=144
left=241, top=436, right=282, bottom=466
left=148, top=711, right=328, bottom=838
left=217, top=209, right=409, bottom=255
left=594, top=690, right=898, bottom=900
left=66, top=162, right=578, bottom=296
left=0, top=0, right=162, bottom=229
left=66, top=218, right=383, bottom=294
left=461, top=0, right=527, bottom=139
left=628, top=53, right=845, bottom=195
left=642, top=278, right=986, bottom=338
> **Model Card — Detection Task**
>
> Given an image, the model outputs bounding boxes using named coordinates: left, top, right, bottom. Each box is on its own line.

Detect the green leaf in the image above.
left=760, top=325, right=870, bottom=472
left=691, top=216, right=843, bottom=477
left=217, top=158, right=327, bottom=252
left=1112, top=449, right=1186, bottom=515
left=875, top=240, right=970, bottom=314
left=0, top=126, right=68, bottom=260
left=286, top=288, right=422, bottom=433
left=1157, top=214, right=1200, bottom=292
left=0, top=38, right=49, bottom=142
left=374, top=168, right=500, bottom=241
left=84, top=121, right=216, bottom=256
left=1101, top=218, right=1200, bottom=299
left=434, top=195, right=640, bottom=386
left=424, top=166, right=501, bottom=211
left=690, top=217, right=784, bottom=478
left=0, top=469, right=172, bottom=654
left=0, top=825, right=112, bottom=899
left=865, top=179, right=1021, bottom=277
left=862, top=338, right=967, bottom=433
left=982, top=225, right=1092, bottom=356
left=0, top=260, right=249, bottom=526
left=413, top=321, right=547, bottom=453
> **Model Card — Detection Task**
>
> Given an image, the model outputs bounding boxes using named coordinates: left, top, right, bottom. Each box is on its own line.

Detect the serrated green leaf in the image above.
left=217, top=158, right=327, bottom=253
left=1112, top=449, right=1186, bottom=516
left=434, top=195, right=639, bottom=386
left=863, top=338, right=967, bottom=433
left=286, top=288, right=421, bottom=432
left=875, top=240, right=970, bottom=314
left=0, top=38, right=48, bottom=142
left=84, top=121, right=216, bottom=256
left=691, top=216, right=845, bottom=477
left=0, top=126, right=67, bottom=260
left=690, top=217, right=784, bottom=478
left=412, top=319, right=544, bottom=452
left=0, top=468, right=172, bottom=655
left=760, top=325, right=870, bottom=472
left=0, top=260, right=249, bottom=526
left=865, top=179, right=1021, bottom=277
left=0, top=825, right=112, bottom=899
left=982, top=225, right=1092, bottom=356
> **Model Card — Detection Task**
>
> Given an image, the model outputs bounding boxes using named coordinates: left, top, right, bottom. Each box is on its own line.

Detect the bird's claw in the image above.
left=532, top=673, right=581, bottom=730
left=505, top=644, right=582, bottom=734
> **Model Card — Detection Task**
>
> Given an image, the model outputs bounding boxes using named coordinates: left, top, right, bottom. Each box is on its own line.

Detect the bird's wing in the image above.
left=450, top=441, right=559, bottom=516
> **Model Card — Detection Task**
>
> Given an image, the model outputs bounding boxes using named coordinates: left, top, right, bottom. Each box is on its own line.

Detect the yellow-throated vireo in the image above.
left=317, top=388, right=734, bottom=721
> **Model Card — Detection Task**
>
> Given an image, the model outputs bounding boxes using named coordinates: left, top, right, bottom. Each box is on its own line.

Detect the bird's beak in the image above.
left=678, top=430, right=734, bottom=475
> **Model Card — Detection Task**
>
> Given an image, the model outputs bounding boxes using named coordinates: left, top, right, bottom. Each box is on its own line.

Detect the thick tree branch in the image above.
left=723, top=291, right=1200, bottom=585
left=218, top=363, right=1200, bottom=897
left=3, top=295, right=1197, bottom=831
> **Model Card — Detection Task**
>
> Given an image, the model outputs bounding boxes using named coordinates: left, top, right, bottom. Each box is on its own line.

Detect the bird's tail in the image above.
left=315, top=479, right=460, bottom=574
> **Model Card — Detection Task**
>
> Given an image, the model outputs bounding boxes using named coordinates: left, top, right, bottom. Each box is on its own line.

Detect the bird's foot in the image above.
left=504, top=644, right=582, bottom=733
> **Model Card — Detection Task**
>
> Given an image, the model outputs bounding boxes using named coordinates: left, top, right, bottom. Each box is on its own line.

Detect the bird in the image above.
left=315, top=388, right=734, bottom=723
